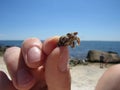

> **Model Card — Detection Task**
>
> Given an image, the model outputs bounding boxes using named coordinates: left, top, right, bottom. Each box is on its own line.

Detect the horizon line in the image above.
left=0, top=39, right=120, bottom=42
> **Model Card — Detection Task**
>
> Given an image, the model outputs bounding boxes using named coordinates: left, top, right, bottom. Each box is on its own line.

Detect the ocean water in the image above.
left=70, top=41, right=120, bottom=59
left=0, top=40, right=23, bottom=47
left=0, top=40, right=120, bottom=59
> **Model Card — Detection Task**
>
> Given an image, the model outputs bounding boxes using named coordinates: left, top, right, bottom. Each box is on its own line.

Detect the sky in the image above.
left=0, top=0, right=120, bottom=41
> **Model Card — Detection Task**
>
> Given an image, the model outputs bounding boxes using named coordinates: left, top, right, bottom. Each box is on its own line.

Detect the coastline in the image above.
left=1, top=41, right=120, bottom=60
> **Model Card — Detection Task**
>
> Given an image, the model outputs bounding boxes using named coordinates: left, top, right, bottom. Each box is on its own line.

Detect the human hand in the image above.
left=0, top=37, right=71, bottom=90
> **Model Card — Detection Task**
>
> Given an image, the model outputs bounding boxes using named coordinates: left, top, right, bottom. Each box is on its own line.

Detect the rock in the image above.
left=69, top=57, right=80, bottom=66
left=107, top=51, right=118, bottom=54
left=69, top=57, right=88, bottom=66
left=81, top=59, right=88, bottom=65
left=87, top=50, right=120, bottom=63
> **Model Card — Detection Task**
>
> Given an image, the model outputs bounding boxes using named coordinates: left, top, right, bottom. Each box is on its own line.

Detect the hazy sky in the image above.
left=0, top=0, right=120, bottom=41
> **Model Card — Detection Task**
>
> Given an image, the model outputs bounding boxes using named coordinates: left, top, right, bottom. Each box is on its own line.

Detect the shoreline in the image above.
left=0, top=56, right=115, bottom=90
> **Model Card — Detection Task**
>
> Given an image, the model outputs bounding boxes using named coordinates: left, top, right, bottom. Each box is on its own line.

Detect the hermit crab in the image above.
left=57, top=32, right=80, bottom=48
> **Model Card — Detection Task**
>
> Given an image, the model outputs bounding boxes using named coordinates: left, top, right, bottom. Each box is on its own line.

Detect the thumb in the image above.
left=45, top=47, right=71, bottom=90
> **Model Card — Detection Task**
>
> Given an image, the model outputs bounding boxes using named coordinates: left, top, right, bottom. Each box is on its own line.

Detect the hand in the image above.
left=0, top=37, right=71, bottom=90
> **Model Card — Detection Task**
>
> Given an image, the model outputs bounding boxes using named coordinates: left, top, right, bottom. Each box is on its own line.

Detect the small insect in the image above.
left=57, top=32, right=80, bottom=48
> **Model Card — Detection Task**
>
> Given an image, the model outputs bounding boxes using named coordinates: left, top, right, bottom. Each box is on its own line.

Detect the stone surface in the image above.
left=87, top=50, right=120, bottom=63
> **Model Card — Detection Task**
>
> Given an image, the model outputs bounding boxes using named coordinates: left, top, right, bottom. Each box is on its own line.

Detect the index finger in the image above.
left=43, top=36, right=59, bottom=55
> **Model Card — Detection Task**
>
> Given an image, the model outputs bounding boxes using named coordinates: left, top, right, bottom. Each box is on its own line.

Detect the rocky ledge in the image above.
left=87, top=50, right=120, bottom=63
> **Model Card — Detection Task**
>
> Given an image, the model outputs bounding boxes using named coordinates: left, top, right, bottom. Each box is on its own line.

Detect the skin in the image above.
left=1, top=36, right=120, bottom=90
left=0, top=37, right=71, bottom=90
left=96, top=64, right=120, bottom=90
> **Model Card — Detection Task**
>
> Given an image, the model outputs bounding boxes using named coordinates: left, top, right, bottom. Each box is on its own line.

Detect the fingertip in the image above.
left=22, top=38, right=43, bottom=50
left=3, top=46, right=35, bottom=90
left=4, top=46, right=21, bottom=68
left=22, top=38, right=45, bottom=68
left=4, top=47, right=20, bottom=61
left=43, top=36, right=60, bottom=55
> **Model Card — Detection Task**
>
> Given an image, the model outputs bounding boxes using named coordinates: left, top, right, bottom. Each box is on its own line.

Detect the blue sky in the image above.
left=0, top=0, right=120, bottom=41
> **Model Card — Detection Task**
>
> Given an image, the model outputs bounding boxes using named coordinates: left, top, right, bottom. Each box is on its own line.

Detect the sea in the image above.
left=0, top=40, right=120, bottom=59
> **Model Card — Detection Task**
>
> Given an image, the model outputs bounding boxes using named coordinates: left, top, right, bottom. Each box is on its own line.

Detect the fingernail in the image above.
left=27, top=46, right=41, bottom=63
left=17, top=69, right=33, bottom=86
left=58, top=48, right=69, bottom=72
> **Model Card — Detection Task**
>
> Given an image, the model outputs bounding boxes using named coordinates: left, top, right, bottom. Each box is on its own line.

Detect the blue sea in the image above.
left=0, top=40, right=120, bottom=59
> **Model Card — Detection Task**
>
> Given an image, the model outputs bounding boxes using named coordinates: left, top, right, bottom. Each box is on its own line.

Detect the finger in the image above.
left=0, top=71, right=16, bottom=90
left=4, top=47, right=35, bottom=90
left=22, top=38, right=45, bottom=68
left=43, top=36, right=59, bottom=55
left=45, top=47, right=71, bottom=90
